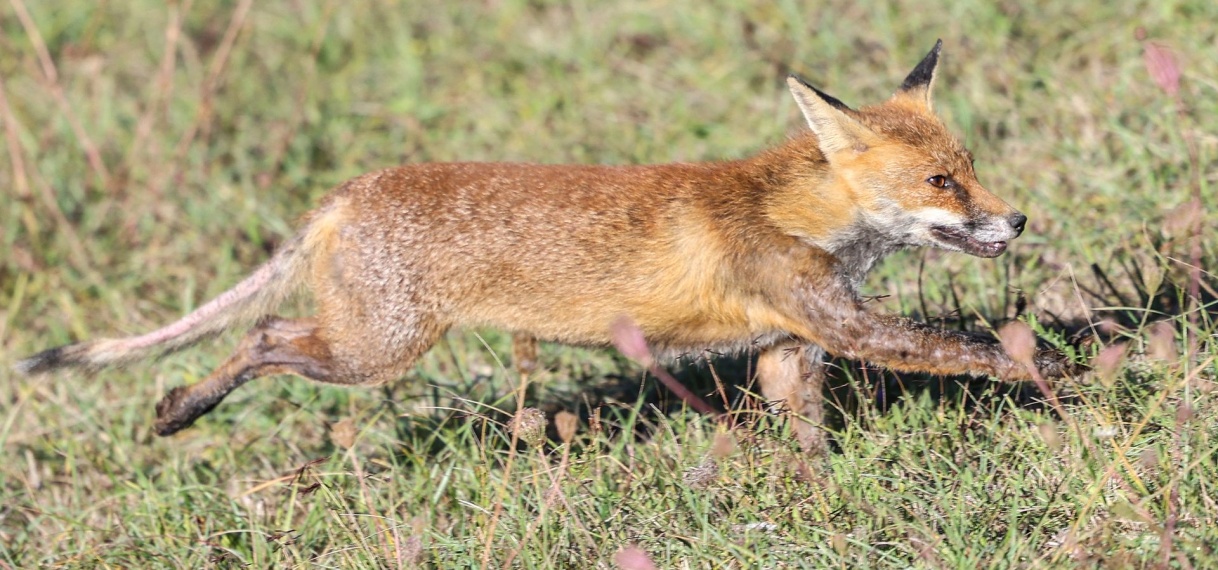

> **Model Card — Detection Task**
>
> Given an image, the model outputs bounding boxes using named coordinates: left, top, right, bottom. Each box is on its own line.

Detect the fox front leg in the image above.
left=757, top=342, right=828, bottom=454
left=868, top=314, right=1082, bottom=380
left=788, top=274, right=1074, bottom=382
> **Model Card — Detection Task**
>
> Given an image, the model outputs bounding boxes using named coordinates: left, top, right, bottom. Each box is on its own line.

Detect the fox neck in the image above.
left=815, top=221, right=904, bottom=290
left=748, top=136, right=903, bottom=291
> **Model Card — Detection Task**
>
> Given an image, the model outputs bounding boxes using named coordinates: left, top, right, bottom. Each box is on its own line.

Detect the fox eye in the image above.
left=926, top=175, right=952, bottom=189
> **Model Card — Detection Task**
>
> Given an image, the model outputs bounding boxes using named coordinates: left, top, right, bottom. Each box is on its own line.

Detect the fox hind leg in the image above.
left=154, top=315, right=445, bottom=436
left=155, top=317, right=329, bottom=435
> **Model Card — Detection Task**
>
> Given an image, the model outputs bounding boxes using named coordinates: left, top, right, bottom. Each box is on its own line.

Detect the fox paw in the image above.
left=1033, top=347, right=1087, bottom=379
left=154, top=386, right=221, bottom=436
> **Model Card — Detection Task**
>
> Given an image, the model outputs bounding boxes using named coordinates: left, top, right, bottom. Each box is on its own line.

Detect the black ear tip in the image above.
left=787, top=70, right=854, bottom=111
left=924, top=39, right=943, bottom=61
left=899, top=40, right=943, bottom=91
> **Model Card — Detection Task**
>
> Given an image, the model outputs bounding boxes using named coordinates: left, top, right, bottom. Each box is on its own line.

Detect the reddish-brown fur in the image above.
left=15, top=42, right=1074, bottom=449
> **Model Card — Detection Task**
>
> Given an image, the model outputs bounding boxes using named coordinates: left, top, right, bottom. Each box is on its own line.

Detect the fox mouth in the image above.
left=931, top=226, right=1008, bottom=257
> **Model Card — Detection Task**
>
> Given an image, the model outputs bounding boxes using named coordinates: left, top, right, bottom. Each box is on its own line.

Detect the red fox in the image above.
left=16, top=41, right=1074, bottom=450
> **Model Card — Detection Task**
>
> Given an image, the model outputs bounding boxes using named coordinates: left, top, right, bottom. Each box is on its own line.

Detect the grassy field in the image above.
left=2, top=0, right=1216, bottom=567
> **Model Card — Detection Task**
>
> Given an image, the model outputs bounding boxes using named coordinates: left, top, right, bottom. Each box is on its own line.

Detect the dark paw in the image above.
left=154, top=386, right=220, bottom=436
left=1033, top=347, right=1087, bottom=379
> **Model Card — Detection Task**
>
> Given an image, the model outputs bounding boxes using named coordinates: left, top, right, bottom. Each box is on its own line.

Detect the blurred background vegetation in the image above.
left=1, top=0, right=1215, bottom=567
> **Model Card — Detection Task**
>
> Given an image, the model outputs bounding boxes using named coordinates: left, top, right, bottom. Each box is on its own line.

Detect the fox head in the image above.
left=787, top=40, right=1025, bottom=258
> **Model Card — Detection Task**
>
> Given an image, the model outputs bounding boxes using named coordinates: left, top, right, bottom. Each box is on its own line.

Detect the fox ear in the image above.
left=896, top=40, right=943, bottom=108
left=787, top=74, right=869, bottom=156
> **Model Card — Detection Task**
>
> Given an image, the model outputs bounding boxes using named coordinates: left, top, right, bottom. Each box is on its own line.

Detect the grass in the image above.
left=1, top=0, right=1216, bottom=567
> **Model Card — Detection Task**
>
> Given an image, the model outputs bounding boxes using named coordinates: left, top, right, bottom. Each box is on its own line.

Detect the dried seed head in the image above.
left=610, top=316, right=654, bottom=367
left=998, top=321, right=1037, bottom=368
left=590, top=407, right=602, bottom=437
left=709, top=431, right=737, bottom=460
left=682, top=458, right=718, bottom=490
left=1163, top=201, right=1201, bottom=240
left=1147, top=321, right=1177, bottom=361
left=831, top=532, right=848, bottom=555
left=555, top=411, right=578, bottom=444
left=1093, top=343, right=1128, bottom=388
left=1038, top=422, right=1062, bottom=452
left=1175, top=401, right=1194, bottom=424
left=1096, top=318, right=1126, bottom=335
left=509, top=408, right=547, bottom=448
left=400, top=535, right=424, bottom=566
left=330, top=418, right=357, bottom=450
left=1138, top=447, right=1159, bottom=470
left=614, top=546, right=658, bottom=570
left=1141, top=40, right=1180, bottom=97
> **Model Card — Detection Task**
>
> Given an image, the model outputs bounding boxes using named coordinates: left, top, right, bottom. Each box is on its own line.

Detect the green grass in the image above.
left=2, top=0, right=1216, bottom=567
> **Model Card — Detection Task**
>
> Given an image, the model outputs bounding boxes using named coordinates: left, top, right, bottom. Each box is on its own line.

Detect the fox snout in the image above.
left=930, top=210, right=1026, bottom=258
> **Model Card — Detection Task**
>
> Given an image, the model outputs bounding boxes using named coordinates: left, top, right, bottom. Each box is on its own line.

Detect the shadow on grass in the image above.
left=363, top=348, right=1053, bottom=461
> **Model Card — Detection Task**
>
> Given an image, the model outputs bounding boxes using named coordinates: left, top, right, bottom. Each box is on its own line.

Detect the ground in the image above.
left=1, top=0, right=1216, bottom=568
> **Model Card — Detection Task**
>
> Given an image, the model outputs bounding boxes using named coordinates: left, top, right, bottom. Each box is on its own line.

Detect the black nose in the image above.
left=1008, top=213, right=1027, bottom=235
